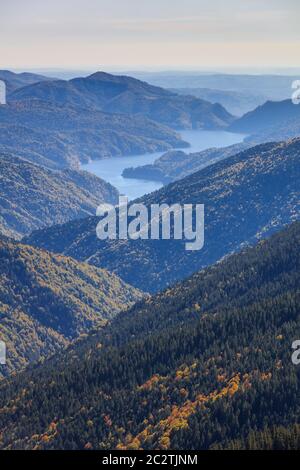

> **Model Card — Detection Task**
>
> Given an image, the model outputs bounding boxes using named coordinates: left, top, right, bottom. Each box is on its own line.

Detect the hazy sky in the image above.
left=1, top=0, right=299, bottom=69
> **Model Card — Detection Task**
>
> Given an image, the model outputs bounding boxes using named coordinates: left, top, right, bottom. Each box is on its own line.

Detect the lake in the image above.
left=82, top=130, right=245, bottom=200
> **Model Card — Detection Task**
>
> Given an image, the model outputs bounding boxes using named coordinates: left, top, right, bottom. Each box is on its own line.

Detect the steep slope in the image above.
left=26, top=138, right=300, bottom=292
left=245, top=116, right=300, bottom=144
left=230, top=99, right=300, bottom=134
left=0, top=153, right=119, bottom=239
left=0, top=100, right=187, bottom=169
left=10, top=71, right=234, bottom=130
left=0, top=238, right=143, bottom=378
left=0, top=222, right=299, bottom=449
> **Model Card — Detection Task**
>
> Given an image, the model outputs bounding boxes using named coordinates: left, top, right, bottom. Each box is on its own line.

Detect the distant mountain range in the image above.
left=169, top=87, right=267, bottom=116
left=1, top=222, right=299, bottom=449
left=0, top=237, right=143, bottom=378
left=0, top=70, right=52, bottom=94
left=9, top=71, right=234, bottom=130
left=0, top=153, right=119, bottom=239
left=25, top=138, right=300, bottom=292
left=128, top=72, right=296, bottom=101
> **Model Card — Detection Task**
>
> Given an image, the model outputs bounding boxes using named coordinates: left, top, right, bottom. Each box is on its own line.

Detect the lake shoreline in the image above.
left=82, top=130, right=245, bottom=199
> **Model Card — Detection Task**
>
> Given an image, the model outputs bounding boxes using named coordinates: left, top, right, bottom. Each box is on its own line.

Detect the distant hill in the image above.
left=0, top=153, right=119, bottom=239
left=0, top=222, right=299, bottom=449
left=0, top=70, right=52, bottom=94
left=10, top=71, right=234, bottom=130
left=0, top=238, right=143, bottom=379
left=230, top=99, right=300, bottom=134
left=0, top=100, right=187, bottom=169
left=25, top=138, right=300, bottom=293
left=169, top=87, right=267, bottom=116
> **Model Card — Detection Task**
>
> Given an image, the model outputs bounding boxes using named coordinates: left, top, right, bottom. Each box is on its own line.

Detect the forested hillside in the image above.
left=0, top=238, right=143, bottom=378
left=0, top=99, right=186, bottom=169
left=26, top=138, right=300, bottom=292
left=230, top=99, right=300, bottom=134
left=245, top=116, right=300, bottom=144
left=0, top=222, right=299, bottom=449
left=0, top=153, right=119, bottom=239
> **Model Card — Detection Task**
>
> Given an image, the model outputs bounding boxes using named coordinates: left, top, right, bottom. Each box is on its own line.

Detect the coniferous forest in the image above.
left=0, top=222, right=299, bottom=450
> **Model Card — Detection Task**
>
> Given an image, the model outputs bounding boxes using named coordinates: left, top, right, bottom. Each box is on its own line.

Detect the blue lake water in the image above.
left=82, top=130, right=245, bottom=200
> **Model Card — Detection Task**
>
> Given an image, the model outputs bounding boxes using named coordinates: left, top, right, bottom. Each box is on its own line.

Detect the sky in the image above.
left=0, top=0, right=300, bottom=70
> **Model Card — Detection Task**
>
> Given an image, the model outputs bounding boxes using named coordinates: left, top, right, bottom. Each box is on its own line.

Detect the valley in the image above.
left=0, top=57, right=299, bottom=452
left=26, top=138, right=300, bottom=292
left=0, top=236, right=143, bottom=378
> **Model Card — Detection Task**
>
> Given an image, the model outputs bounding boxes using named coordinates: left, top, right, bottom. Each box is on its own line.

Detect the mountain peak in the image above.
left=85, top=71, right=136, bottom=85
left=86, top=71, right=116, bottom=80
